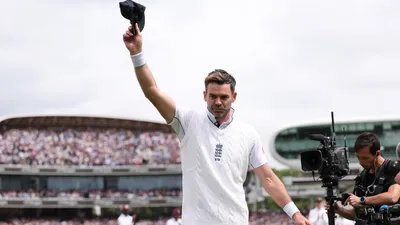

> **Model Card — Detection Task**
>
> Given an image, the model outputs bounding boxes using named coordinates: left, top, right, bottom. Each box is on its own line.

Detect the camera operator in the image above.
left=331, top=132, right=400, bottom=224
left=359, top=142, right=400, bottom=187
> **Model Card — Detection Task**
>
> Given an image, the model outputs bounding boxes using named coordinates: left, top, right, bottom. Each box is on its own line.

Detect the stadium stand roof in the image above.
left=0, top=112, right=172, bottom=132
left=268, top=115, right=400, bottom=170
left=272, top=114, right=400, bottom=132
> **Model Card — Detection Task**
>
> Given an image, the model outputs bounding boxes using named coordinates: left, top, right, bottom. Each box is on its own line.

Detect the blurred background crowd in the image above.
left=0, top=188, right=182, bottom=200
left=0, top=211, right=295, bottom=225
left=0, top=128, right=181, bottom=166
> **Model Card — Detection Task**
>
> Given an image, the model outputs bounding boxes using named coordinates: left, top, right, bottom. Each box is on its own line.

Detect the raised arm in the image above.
left=123, top=24, right=176, bottom=123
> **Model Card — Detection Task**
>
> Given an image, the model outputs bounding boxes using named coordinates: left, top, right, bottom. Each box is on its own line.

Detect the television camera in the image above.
left=300, top=112, right=350, bottom=225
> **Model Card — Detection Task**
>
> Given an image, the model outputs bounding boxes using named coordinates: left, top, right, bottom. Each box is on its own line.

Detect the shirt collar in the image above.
left=206, top=107, right=235, bottom=129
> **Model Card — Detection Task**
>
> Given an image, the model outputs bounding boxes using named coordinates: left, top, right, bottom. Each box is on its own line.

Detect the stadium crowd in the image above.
left=0, top=128, right=181, bottom=166
left=249, top=211, right=294, bottom=225
left=0, top=219, right=168, bottom=225
left=0, top=211, right=295, bottom=225
left=0, top=188, right=182, bottom=199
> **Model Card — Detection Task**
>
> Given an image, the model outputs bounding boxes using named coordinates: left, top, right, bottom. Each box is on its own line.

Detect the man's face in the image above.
left=315, top=201, right=323, bottom=208
left=203, top=83, right=236, bottom=119
left=355, top=146, right=376, bottom=169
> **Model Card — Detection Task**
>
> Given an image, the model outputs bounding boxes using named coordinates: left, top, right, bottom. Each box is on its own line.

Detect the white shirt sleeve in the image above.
left=166, top=218, right=177, bottom=225
left=309, top=208, right=328, bottom=225
left=308, top=208, right=318, bottom=223
left=249, top=128, right=268, bottom=169
left=168, top=106, right=195, bottom=141
left=118, top=216, right=122, bottom=225
left=323, top=210, right=329, bottom=225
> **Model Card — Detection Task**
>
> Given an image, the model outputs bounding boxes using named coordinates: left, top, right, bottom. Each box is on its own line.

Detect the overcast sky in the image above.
left=1, top=0, right=400, bottom=169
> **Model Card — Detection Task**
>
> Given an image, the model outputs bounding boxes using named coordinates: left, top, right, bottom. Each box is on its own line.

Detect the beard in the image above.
left=211, top=107, right=228, bottom=118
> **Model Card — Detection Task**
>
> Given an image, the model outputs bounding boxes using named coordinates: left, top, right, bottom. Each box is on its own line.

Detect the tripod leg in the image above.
left=325, top=184, right=336, bottom=225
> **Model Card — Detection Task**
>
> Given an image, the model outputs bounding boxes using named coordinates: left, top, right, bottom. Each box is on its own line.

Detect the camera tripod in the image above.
left=321, top=178, right=344, bottom=225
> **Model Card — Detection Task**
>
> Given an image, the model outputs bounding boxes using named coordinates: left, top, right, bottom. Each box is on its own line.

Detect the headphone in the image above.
left=366, top=149, right=382, bottom=195
left=373, top=150, right=380, bottom=169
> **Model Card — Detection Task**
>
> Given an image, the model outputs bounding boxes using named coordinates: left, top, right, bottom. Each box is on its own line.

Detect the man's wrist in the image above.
left=283, top=201, right=300, bottom=219
left=129, top=49, right=142, bottom=55
left=360, top=196, right=366, bottom=205
left=130, top=52, right=146, bottom=67
left=293, top=211, right=301, bottom=218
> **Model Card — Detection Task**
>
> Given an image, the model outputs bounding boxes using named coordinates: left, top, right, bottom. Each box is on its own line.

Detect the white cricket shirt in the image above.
left=169, top=106, right=268, bottom=225
left=117, top=214, right=133, bottom=225
left=308, top=207, right=328, bottom=225
left=166, top=218, right=182, bottom=225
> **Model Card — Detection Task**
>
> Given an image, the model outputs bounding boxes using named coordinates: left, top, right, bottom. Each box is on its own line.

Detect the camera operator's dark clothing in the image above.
left=353, top=159, right=398, bottom=225
left=354, top=159, right=396, bottom=199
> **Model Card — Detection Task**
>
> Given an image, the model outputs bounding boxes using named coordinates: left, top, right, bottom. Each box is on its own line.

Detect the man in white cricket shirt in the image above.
left=166, top=208, right=182, bottom=225
left=122, top=23, right=313, bottom=225
left=308, top=197, right=328, bottom=225
left=118, top=204, right=133, bottom=225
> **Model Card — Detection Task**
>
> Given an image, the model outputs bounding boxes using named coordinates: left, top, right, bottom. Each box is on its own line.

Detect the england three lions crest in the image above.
left=215, top=143, right=223, bottom=161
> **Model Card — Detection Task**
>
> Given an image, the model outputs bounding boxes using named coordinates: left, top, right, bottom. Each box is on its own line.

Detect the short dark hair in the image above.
left=204, top=69, right=236, bottom=93
left=354, top=132, right=381, bottom=155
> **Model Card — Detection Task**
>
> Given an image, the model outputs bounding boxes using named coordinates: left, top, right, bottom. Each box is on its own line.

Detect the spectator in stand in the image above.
left=166, top=208, right=181, bottom=225
left=308, top=197, right=328, bottom=225
left=118, top=204, right=133, bottom=225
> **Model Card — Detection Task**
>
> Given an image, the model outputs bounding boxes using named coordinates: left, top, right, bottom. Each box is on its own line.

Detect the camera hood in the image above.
left=301, top=150, right=323, bottom=171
